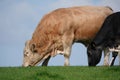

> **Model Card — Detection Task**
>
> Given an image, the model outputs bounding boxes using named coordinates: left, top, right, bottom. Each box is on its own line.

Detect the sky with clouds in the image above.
left=0, top=0, right=120, bottom=67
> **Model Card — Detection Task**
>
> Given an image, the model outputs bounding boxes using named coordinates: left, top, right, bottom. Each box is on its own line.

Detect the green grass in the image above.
left=0, top=66, right=120, bottom=80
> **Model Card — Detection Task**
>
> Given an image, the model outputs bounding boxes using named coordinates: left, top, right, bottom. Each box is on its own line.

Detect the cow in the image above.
left=87, top=12, right=120, bottom=66
left=22, top=6, right=113, bottom=67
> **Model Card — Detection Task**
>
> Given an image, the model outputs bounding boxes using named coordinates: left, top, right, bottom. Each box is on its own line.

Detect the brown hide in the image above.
left=24, top=6, right=113, bottom=66
left=30, top=6, right=112, bottom=55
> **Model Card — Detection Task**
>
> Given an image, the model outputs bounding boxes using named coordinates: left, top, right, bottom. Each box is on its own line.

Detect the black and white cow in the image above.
left=87, top=12, right=120, bottom=66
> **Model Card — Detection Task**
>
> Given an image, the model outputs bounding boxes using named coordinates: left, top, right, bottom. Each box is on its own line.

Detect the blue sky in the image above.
left=0, top=0, right=120, bottom=67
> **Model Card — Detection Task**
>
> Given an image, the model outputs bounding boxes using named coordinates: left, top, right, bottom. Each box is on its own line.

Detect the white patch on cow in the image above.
left=102, top=45, right=120, bottom=66
left=103, top=49, right=110, bottom=66
left=108, top=45, right=120, bottom=66
left=51, top=49, right=64, bottom=57
left=109, top=46, right=120, bottom=52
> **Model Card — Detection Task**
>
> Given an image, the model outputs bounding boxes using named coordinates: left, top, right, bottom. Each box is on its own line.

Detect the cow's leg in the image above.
left=42, top=56, right=51, bottom=66
left=109, top=52, right=118, bottom=66
left=118, top=53, right=120, bottom=65
left=63, top=40, right=73, bottom=66
left=64, top=46, right=71, bottom=66
left=62, top=31, right=74, bottom=66
left=118, top=45, right=120, bottom=65
left=116, top=46, right=120, bottom=65
left=103, top=48, right=110, bottom=66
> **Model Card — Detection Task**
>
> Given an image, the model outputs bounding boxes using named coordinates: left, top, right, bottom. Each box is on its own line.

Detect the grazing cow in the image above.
left=87, top=12, right=120, bottom=66
left=22, top=6, right=113, bottom=67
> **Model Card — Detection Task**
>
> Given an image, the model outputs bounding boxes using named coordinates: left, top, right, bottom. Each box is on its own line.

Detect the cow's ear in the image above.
left=30, top=44, right=37, bottom=53
left=25, top=40, right=30, bottom=46
left=30, top=44, right=35, bottom=51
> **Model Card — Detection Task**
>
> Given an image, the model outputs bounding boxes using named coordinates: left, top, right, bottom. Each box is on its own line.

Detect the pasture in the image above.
left=0, top=66, right=120, bottom=80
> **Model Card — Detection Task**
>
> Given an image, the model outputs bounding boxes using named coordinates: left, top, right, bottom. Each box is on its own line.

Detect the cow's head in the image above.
left=22, top=40, right=51, bottom=67
left=87, top=42, right=102, bottom=66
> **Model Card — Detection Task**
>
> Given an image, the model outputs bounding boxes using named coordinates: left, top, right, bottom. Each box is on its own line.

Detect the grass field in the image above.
left=0, top=66, right=120, bottom=80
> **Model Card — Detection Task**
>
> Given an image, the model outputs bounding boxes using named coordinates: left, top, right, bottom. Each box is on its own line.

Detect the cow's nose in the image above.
left=22, top=64, right=32, bottom=67
left=22, top=63, right=29, bottom=67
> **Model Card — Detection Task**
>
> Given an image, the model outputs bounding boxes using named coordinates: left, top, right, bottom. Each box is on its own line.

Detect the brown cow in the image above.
left=23, top=6, right=113, bottom=67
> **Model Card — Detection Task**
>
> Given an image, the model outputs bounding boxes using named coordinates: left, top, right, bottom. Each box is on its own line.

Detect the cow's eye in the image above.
left=24, top=52, right=29, bottom=57
left=24, top=53, right=27, bottom=57
left=33, top=50, right=38, bottom=53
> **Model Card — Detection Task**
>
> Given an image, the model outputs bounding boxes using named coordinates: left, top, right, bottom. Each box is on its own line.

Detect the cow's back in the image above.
left=72, top=6, right=113, bottom=42
left=31, top=6, right=113, bottom=47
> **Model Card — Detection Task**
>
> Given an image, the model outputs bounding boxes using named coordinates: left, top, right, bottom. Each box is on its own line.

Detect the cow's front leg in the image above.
left=62, top=30, right=74, bottom=66
left=103, top=48, right=110, bottom=66
left=109, top=52, right=118, bottom=66
left=64, top=47, right=71, bottom=66
left=118, top=53, right=120, bottom=65
left=42, top=56, right=51, bottom=66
